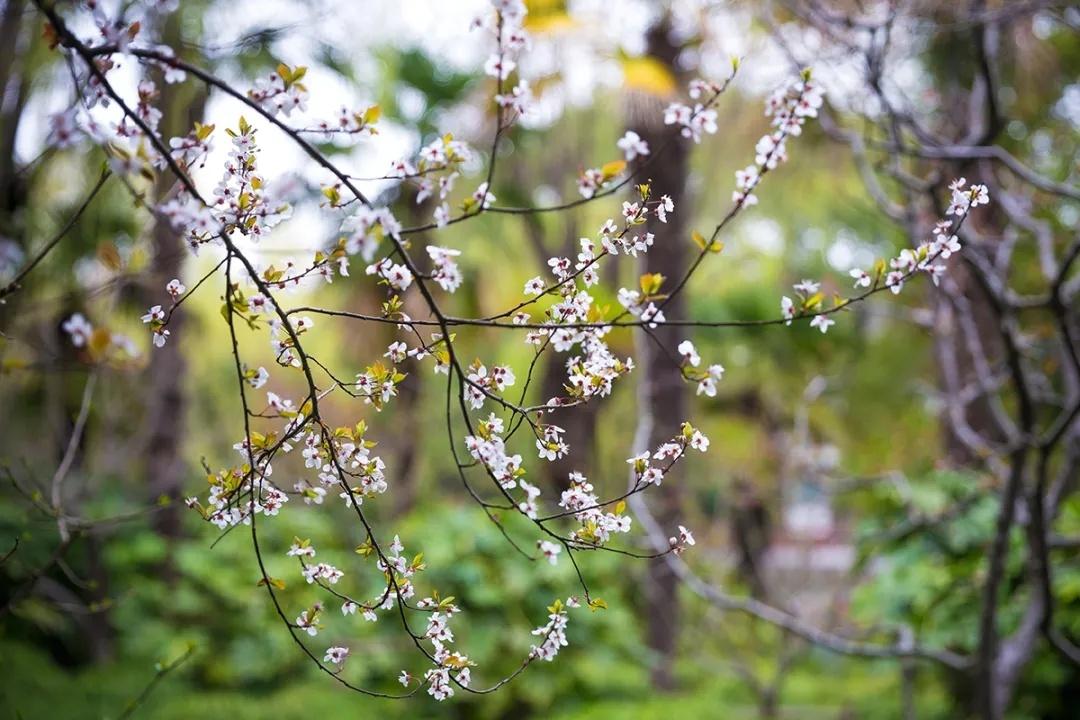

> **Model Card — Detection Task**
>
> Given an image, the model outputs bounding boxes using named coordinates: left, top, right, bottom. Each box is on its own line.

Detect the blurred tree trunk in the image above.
left=627, top=18, right=689, bottom=692
left=921, top=20, right=1025, bottom=718
left=731, top=477, right=771, bottom=600
left=0, top=0, right=28, bottom=245
left=511, top=122, right=598, bottom=493
left=136, top=13, right=206, bottom=565
left=391, top=189, right=437, bottom=515
left=527, top=214, right=602, bottom=492
left=933, top=262, right=1007, bottom=466
left=1, top=0, right=115, bottom=661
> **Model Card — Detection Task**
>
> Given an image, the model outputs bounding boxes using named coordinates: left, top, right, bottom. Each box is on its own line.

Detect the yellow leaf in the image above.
left=600, top=159, right=626, bottom=181
left=621, top=56, right=677, bottom=97
left=363, top=104, right=381, bottom=125
left=524, top=0, right=573, bottom=32
left=97, top=241, right=123, bottom=271
left=587, top=597, right=608, bottom=611
left=639, top=272, right=665, bottom=296
left=692, top=230, right=723, bottom=254
left=445, top=654, right=470, bottom=669
left=88, top=327, right=112, bottom=356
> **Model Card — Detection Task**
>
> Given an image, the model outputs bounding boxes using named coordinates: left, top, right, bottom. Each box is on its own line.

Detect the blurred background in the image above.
left=1, top=0, right=1079, bottom=717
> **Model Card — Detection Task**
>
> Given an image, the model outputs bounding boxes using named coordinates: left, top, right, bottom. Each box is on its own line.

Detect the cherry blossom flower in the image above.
left=471, top=182, right=496, bottom=210
left=530, top=599, right=571, bottom=661
left=538, top=540, right=561, bottom=565
left=483, top=54, right=516, bottom=81
left=640, top=303, right=666, bottom=328
left=655, top=195, right=674, bottom=223
left=523, top=276, right=545, bottom=295
left=945, top=178, right=989, bottom=216
left=781, top=296, right=795, bottom=325
left=677, top=340, right=701, bottom=367
left=664, top=102, right=718, bottom=143
left=141, top=305, right=165, bottom=325
left=885, top=271, right=905, bottom=295
left=62, top=313, right=93, bottom=347
left=427, top=246, right=463, bottom=293
left=616, top=130, right=650, bottom=161
left=366, top=259, right=414, bottom=291
left=849, top=268, right=871, bottom=288
left=166, top=278, right=186, bottom=298
left=49, top=109, right=81, bottom=149
left=696, top=364, right=725, bottom=397
left=669, top=525, right=696, bottom=554
left=495, top=80, right=532, bottom=114
left=342, top=206, right=401, bottom=261
left=932, top=234, right=962, bottom=259
left=970, top=183, right=990, bottom=207
left=287, top=539, right=315, bottom=558
left=295, top=608, right=320, bottom=636
left=810, top=314, right=835, bottom=333
left=385, top=342, right=407, bottom=363
left=576, top=168, right=604, bottom=199
left=324, top=646, right=349, bottom=665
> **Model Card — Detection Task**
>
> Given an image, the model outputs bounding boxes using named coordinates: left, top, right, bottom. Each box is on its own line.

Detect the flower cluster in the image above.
left=426, top=246, right=463, bottom=293
left=383, top=134, right=475, bottom=227
left=530, top=597, right=575, bottom=661
left=342, top=205, right=402, bottom=262
left=419, top=605, right=472, bottom=701
left=465, top=414, right=524, bottom=490
left=41, top=0, right=999, bottom=704
left=476, top=1, right=530, bottom=90
left=664, top=99, right=719, bottom=143
left=249, top=64, right=308, bottom=117
left=61, top=312, right=140, bottom=362
left=779, top=180, right=990, bottom=334
left=676, top=340, right=725, bottom=396
left=464, top=362, right=517, bottom=410
left=618, top=271, right=668, bottom=329
left=304, top=104, right=381, bottom=139
left=733, top=72, right=824, bottom=206
left=946, top=177, right=990, bottom=216
left=558, top=472, right=632, bottom=547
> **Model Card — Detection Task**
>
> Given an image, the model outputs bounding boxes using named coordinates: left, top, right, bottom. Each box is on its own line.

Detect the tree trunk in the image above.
left=627, top=18, right=689, bottom=692
left=137, top=13, right=206, bottom=564
left=531, top=215, right=601, bottom=492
